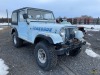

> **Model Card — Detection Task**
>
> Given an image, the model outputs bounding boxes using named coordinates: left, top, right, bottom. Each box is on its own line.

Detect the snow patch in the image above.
left=75, top=25, right=100, bottom=31
left=97, top=39, right=100, bottom=41
left=0, top=23, right=11, bottom=26
left=88, top=34, right=93, bottom=36
left=85, top=48, right=100, bottom=58
left=0, top=28, right=3, bottom=30
left=86, top=29, right=100, bottom=32
left=86, top=42, right=91, bottom=46
left=0, top=59, right=9, bottom=75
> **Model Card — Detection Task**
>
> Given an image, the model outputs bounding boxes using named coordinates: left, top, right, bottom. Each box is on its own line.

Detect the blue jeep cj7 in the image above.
left=11, top=7, right=86, bottom=70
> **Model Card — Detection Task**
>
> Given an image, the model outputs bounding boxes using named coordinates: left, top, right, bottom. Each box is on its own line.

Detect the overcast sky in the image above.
left=0, top=0, right=100, bottom=18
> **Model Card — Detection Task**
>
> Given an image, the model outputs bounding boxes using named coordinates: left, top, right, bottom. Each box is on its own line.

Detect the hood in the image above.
left=29, top=22, right=77, bottom=33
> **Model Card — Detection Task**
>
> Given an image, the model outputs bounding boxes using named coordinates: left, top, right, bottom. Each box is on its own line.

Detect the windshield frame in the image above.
left=27, top=8, right=55, bottom=20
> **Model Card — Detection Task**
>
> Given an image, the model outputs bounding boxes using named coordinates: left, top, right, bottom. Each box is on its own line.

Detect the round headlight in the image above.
left=60, top=28, right=65, bottom=42
left=60, top=29, right=65, bottom=36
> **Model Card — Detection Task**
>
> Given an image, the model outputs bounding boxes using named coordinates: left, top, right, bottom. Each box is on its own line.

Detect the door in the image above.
left=18, top=10, right=29, bottom=40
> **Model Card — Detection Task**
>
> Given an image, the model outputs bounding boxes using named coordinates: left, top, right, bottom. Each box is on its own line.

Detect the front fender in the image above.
left=48, top=33, right=63, bottom=44
left=36, top=32, right=63, bottom=44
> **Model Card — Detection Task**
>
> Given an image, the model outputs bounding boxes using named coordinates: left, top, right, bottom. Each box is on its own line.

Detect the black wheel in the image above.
left=12, top=32, right=23, bottom=48
left=34, top=41, right=57, bottom=71
left=69, top=48, right=81, bottom=56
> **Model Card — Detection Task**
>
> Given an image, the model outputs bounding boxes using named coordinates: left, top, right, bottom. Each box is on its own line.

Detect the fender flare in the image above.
left=34, top=34, right=54, bottom=44
left=11, top=28, right=18, bottom=35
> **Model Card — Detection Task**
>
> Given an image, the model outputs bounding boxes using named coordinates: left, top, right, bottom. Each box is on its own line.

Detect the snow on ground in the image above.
left=0, top=28, right=3, bottom=30
left=0, top=23, right=11, bottom=26
left=86, top=28, right=99, bottom=32
left=75, top=24, right=100, bottom=31
left=97, top=39, right=100, bottom=41
left=85, top=40, right=100, bottom=59
left=86, top=42, right=91, bottom=46
left=0, top=59, right=9, bottom=75
left=85, top=47, right=100, bottom=58
left=88, top=34, right=93, bottom=36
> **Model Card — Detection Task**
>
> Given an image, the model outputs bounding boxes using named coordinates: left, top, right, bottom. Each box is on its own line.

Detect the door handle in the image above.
left=30, top=28, right=32, bottom=29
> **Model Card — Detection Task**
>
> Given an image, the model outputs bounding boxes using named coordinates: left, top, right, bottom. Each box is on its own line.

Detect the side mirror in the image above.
left=23, top=14, right=28, bottom=19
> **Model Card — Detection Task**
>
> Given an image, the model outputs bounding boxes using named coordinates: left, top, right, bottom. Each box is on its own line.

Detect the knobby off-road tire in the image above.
left=12, top=32, right=23, bottom=48
left=34, top=41, right=57, bottom=71
left=69, top=48, right=81, bottom=56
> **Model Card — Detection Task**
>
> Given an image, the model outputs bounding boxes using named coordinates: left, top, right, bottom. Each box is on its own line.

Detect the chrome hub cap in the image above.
left=38, top=49, right=46, bottom=64
left=14, top=36, right=17, bottom=44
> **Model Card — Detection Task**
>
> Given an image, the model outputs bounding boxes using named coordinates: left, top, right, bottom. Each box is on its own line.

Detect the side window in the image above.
left=12, top=12, right=18, bottom=25
left=44, top=13, right=53, bottom=20
left=36, top=15, right=41, bottom=20
left=19, top=11, right=26, bottom=22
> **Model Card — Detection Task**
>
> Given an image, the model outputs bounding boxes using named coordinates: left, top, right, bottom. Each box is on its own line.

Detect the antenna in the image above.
left=6, top=9, right=9, bottom=26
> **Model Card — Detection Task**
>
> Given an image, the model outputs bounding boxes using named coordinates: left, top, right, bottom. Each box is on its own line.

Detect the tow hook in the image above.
left=66, top=51, right=69, bottom=56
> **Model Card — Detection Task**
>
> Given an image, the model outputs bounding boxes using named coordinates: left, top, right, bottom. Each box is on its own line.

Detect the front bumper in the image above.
left=56, top=41, right=86, bottom=55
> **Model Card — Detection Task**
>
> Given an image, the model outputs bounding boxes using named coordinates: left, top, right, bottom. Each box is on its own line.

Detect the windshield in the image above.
left=28, top=9, right=55, bottom=20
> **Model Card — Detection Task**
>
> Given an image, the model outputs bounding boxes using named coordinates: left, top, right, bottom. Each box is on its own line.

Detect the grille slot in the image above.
left=65, top=28, right=75, bottom=40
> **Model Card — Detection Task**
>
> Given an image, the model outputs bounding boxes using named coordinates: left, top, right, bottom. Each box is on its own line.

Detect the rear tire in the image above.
left=34, top=41, right=57, bottom=71
left=12, top=32, right=23, bottom=48
left=69, top=48, right=81, bottom=56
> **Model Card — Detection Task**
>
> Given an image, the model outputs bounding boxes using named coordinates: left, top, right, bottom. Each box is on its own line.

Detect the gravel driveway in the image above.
left=0, top=26, right=100, bottom=75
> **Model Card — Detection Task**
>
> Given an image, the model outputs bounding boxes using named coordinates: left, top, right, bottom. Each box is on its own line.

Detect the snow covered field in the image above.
left=0, top=23, right=11, bottom=31
left=0, top=59, right=9, bottom=75
left=0, top=23, right=11, bottom=26
left=75, top=24, right=100, bottom=31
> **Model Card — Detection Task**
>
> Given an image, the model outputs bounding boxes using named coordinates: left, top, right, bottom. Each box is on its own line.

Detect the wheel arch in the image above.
left=34, top=35, right=54, bottom=45
left=11, top=28, right=18, bottom=35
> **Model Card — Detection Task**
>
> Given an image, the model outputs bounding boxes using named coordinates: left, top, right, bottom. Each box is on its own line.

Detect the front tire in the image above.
left=12, top=32, right=23, bottom=48
left=34, top=41, right=57, bottom=71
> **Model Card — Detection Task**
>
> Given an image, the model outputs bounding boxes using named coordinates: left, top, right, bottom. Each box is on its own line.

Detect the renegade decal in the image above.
left=33, top=27, right=52, bottom=32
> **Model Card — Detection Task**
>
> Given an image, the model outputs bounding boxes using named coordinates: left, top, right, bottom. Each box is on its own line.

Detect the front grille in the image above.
left=65, top=28, right=75, bottom=40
